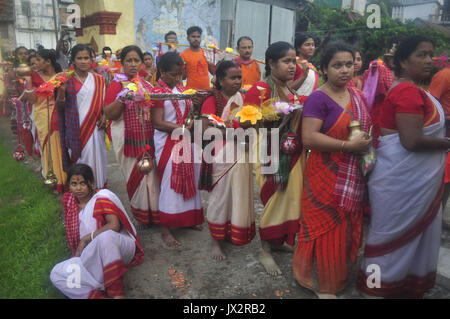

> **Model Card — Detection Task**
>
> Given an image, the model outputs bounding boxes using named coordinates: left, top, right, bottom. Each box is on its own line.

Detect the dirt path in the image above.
left=2, top=116, right=450, bottom=299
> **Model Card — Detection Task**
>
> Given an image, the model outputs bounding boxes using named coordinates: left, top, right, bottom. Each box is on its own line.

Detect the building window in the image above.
left=21, top=0, right=31, bottom=16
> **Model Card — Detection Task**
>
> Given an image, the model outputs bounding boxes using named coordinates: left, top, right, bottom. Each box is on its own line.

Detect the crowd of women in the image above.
left=1, top=30, right=449, bottom=299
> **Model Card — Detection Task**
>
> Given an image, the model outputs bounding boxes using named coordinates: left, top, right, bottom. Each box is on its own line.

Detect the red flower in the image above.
left=232, top=119, right=241, bottom=129
left=55, top=72, right=69, bottom=84
left=297, top=95, right=308, bottom=105
left=36, top=81, right=56, bottom=98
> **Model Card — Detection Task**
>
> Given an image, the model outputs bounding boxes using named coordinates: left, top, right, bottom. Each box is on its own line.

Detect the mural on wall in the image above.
left=134, top=0, right=220, bottom=53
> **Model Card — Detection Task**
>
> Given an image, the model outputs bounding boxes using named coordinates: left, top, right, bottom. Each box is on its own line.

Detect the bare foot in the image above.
left=211, top=239, right=226, bottom=260
left=112, top=296, right=126, bottom=299
left=271, top=242, right=295, bottom=253
left=258, top=249, right=282, bottom=276
left=191, top=225, right=203, bottom=231
left=316, top=292, right=338, bottom=299
left=161, top=226, right=181, bottom=247
left=34, top=165, right=42, bottom=173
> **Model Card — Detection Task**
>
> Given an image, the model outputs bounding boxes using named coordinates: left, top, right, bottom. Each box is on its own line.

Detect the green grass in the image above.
left=0, top=138, right=70, bottom=298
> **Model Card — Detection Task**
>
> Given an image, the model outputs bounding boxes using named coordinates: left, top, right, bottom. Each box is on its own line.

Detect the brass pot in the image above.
left=137, top=156, right=153, bottom=175
left=184, top=115, right=194, bottom=127
left=347, top=120, right=362, bottom=141
left=44, top=170, right=58, bottom=187
left=16, top=63, right=32, bottom=77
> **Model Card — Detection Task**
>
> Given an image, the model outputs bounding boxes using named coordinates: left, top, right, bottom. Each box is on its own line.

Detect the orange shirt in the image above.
left=180, top=48, right=210, bottom=90
left=239, top=61, right=261, bottom=87
left=430, top=67, right=450, bottom=119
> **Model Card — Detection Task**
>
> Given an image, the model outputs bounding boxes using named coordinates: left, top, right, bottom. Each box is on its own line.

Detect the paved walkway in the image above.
left=1, top=116, right=450, bottom=299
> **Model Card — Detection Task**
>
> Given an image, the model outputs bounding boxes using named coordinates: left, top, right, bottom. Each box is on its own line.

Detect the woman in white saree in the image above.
left=199, top=61, right=255, bottom=260
left=56, top=44, right=107, bottom=189
left=50, top=164, right=144, bottom=299
left=290, top=33, right=319, bottom=97
left=358, top=36, right=450, bottom=298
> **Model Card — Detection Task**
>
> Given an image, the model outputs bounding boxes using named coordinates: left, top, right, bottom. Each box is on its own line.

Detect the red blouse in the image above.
left=104, top=81, right=122, bottom=106
left=379, top=83, right=439, bottom=130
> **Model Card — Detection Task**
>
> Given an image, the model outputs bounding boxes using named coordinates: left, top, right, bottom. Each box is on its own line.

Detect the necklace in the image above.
left=74, top=71, right=88, bottom=83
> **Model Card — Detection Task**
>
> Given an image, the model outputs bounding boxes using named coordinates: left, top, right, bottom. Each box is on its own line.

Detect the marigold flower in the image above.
left=236, top=105, right=262, bottom=124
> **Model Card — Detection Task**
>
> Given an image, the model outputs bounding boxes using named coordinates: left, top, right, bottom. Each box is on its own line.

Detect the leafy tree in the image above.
left=367, top=0, right=400, bottom=18
left=297, top=2, right=450, bottom=71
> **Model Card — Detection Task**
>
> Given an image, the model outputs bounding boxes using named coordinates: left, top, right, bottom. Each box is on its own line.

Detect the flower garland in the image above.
left=35, top=70, right=75, bottom=98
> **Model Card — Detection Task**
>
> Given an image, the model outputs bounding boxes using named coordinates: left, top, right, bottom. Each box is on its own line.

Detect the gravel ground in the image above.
left=1, top=116, right=450, bottom=299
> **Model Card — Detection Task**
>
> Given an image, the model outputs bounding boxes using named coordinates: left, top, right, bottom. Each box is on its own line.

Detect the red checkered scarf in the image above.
left=62, top=192, right=81, bottom=256
left=122, top=77, right=154, bottom=157
left=155, top=79, right=196, bottom=200
left=376, top=61, right=395, bottom=97
left=333, top=87, right=372, bottom=213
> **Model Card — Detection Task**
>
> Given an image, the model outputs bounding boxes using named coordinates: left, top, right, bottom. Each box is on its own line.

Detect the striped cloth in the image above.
left=121, top=77, right=154, bottom=158
left=155, top=79, right=196, bottom=200
left=62, top=192, right=80, bottom=256
left=333, top=88, right=372, bottom=213
left=198, top=89, right=225, bottom=191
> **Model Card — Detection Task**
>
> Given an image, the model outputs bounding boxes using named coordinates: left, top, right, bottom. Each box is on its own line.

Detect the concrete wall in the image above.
left=76, top=0, right=135, bottom=53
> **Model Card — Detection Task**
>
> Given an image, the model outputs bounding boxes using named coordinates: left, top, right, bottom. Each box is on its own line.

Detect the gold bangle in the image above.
left=341, top=141, right=346, bottom=153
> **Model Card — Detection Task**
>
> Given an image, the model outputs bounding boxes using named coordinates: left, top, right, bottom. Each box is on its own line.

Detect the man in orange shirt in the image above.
left=180, top=26, right=215, bottom=90
left=233, top=36, right=261, bottom=89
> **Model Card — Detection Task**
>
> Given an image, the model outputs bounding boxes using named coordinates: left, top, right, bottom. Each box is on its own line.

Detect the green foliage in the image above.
left=0, top=139, right=70, bottom=298
left=297, top=3, right=450, bottom=70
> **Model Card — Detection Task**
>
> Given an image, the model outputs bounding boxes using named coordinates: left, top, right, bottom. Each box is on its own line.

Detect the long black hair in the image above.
left=265, top=41, right=295, bottom=76
left=120, top=45, right=144, bottom=63
left=14, top=46, right=28, bottom=66
left=70, top=43, right=91, bottom=62
left=156, top=51, right=184, bottom=80
left=320, top=40, right=355, bottom=82
left=294, top=32, right=315, bottom=52
left=37, top=48, right=62, bottom=73
left=67, top=163, right=95, bottom=190
left=214, top=60, right=240, bottom=90
left=143, top=51, right=154, bottom=60
left=393, top=35, right=434, bottom=78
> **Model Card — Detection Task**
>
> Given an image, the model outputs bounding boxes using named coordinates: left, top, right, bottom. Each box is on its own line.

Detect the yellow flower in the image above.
left=261, top=104, right=280, bottom=121
left=225, top=47, right=234, bottom=53
left=126, top=83, right=138, bottom=92
left=182, top=89, right=197, bottom=94
left=236, top=105, right=262, bottom=125
left=99, top=59, right=108, bottom=66
left=144, top=91, right=151, bottom=101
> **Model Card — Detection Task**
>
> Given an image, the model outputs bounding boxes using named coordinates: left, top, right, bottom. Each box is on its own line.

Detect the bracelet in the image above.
left=90, top=231, right=94, bottom=242
left=24, top=89, right=34, bottom=93
left=340, top=141, right=346, bottom=153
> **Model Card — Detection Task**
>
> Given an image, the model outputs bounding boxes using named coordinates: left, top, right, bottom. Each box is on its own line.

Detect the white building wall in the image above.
left=14, top=0, right=59, bottom=49
left=393, top=2, right=442, bottom=22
